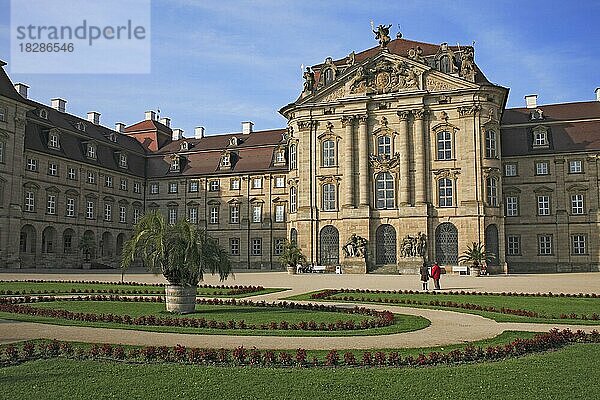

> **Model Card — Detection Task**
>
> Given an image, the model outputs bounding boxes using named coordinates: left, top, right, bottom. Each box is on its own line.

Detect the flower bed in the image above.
left=2, top=329, right=598, bottom=368
left=0, top=295, right=394, bottom=332
left=311, top=289, right=600, bottom=321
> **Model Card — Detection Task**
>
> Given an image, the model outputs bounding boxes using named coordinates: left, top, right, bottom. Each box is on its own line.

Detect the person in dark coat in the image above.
left=419, top=262, right=430, bottom=291
left=431, top=262, right=442, bottom=290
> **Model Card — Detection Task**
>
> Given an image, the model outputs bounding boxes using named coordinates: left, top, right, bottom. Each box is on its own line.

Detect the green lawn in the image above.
left=0, top=301, right=430, bottom=337
left=287, top=290, right=600, bottom=325
left=0, top=281, right=285, bottom=298
left=1, top=344, right=598, bottom=399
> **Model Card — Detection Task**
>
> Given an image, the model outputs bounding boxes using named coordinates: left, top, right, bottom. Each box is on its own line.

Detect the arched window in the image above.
left=322, top=140, right=335, bottom=167
left=290, top=186, right=297, bottom=212
left=485, top=225, right=499, bottom=265
left=116, top=233, right=125, bottom=259
left=438, top=178, right=453, bottom=207
left=41, top=226, right=57, bottom=253
left=101, top=232, right=114, bottom=257
left=377, top=136, right=392, bottom=157
left=322, top=183, right=336, bottom=211
left=486, top=177, right=498, bottom=207
left=375, top=172, right=395, bottom=209
left=319, top=225, right=339, bottom=265
left=435, top=222, right=458, bottom=264
left=437, top=131, right=452, bottom=160
left=63, top=229, right=75, bottom=254
left=290, top=228, right=298, bottom=245
left=20, top=225, right=36, bottom=253
left=376, top=224, right=397, bottom=265
left=485, top=130, right=497, bottom=158
left=289, top=144, right=297, bottom=170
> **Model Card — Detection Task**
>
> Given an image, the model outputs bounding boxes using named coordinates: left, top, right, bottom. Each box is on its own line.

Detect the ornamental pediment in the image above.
left=424, top=69, right=479, bottom=93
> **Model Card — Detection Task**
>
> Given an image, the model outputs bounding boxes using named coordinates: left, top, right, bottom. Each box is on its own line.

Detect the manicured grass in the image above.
left=0, top=281, right=286, bottom=298
left=1, top=344, right=598, bottom=399
left=288, top=290, right=600, bottom=325
left=0, top=301, right=430, bottom=337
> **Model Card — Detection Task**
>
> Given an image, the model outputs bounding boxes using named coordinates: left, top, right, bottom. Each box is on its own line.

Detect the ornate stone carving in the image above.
left=14, top=116, right=26, bottom=129
left=457, top=104, right=482, bottom=117
left=400, top=232, right=427, bottom=258
left=356, top=114, right=368, bottom=124
left=412, top=108, right=428, bottom=120
left=302, top=67, right=315, bottom=93
left=347, top=51, right=356, bottom=65
left=325, top=121, right=334, bottom=132
left=459, top=47, right=476, bottom=82
left=397, top=110, right=410, bottom=121
left=297, top=120, right=318, bottom=130
left=343, top=234, right=367, bottom=258
left=373, top=24, right=392, bottom=48
left=349, top=59, right=421, bottom=95
left=380, top=116, right=388, bottom=127
left=439, top=111, right=449, bottom=121
left=425, top=77, right=457, bottom=92
left=433, top=168, right=461, bottom=179
left=369, top=152, right=401, bottom=171
left=321, top=86, right=346, bottom=102
left=341, top=115, right=355, bottom=128
left=407, top=46, right=426, bottom=64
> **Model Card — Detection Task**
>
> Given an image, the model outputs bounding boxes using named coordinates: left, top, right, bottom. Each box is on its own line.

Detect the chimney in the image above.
left=194, top=126, right=205, bottom=139
left=595, top=87, right=600, bottom=102
left=159, top=117, right=171, bottom=128
left=14, top=83, right=29, bottom=99
left=172, top=128, right=184, bottom=141
left=525, top=94, right=538, bottom=109
left=115, top=122, right=126, bottom=133
left=51, top=98, right=67, bottom=113
left=242, top=121, right=254, bottom=135
left=144, top=110, right=156, bottom=121
left=87, top=111, right=101, bottom=125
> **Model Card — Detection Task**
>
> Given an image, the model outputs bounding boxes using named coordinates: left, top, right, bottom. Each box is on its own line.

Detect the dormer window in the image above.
left=180, top=141, right=189, bottom=151
left=48, top=132, right=60, bottom=150
left=530, top=108, right=544, bottom=120
left=109, top=133, right=117, bottom=142
left=532, top=126, right=549, bottom=148
left=229, top=137, right=239, bottom=147
left=221, top=153, right=231, bottom=168
left=39, top=109, right=48, bottom=119
left=170, top=155, right=180, bottom=172
left=76, top=122, right=86, bottom=132
left=275, top=150, right=286, bottom=164
left=86, top=143, right=96, bottom=159
left=118, top=153, right=128, bottom=168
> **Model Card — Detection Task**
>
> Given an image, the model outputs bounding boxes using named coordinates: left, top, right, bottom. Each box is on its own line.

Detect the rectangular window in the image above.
left=533, top=130, right=548, bottom=147
left=571, top=194, right=584, bottom=215
left=507, top=235, right=521, bottom=255
left=322, top=140, right=336, bottom=167
left=275, top=151, right=285, bottom=164
left=133, top=208, right=141, bottom=224
left=168, top=208, right=177, bottom=224
left=188, top=207, right=198, bottom=224
left=0, top=106, right=5, bottom=122
left=538, top=235, right=553, bottom=255
left=437, top=131, right=452, bottom=160
left=170, top=157, right=180, bottom=172
left=569, top=160, right=583, bottom=174
left=150, top=183, right=159, bottom=194
left=251, top=238, right=262, bottom=256
left=134, top=182, right=141, bottom=194
left=86, top=201, right=94, bottom=219
left=120, top=179, right=127, bottom=191
left=230, top=204, right=239, bottom=224
left=438, top=179, right=453, bottom=207
left=63, top=234, right=72, bottom=254
left=505, top=196, right=518, bottom=216
left=209, top=180, right=220, bottom=192
left=189, top=180, right=199, bottom=192
left=169, top=182, right=178, bottom=193
left=209, top=206, right=219, bottom=224
left=275, top=204, right=285, bottom=223
left=535, top=162, right=549, bottom=175
left=571, top=235, right=586, bottom=255
left=290, top=187, right=297, bottom=213
left=485, top=130, right=497, bottom=158
left=46, top=194, right=56, bottom=215
left=230, top=179, right=240, bottom=190
left=104, top=203, right=112, bottom=221
left=322, top=183, right=336, bottom=211
left=252, top=178, right=262, bottom=189
left=87, top=171, right=96, bottom=184
left=86, top=144, right=96, bottom=159
left=504, top=164, right=517, bottom=177
left=67, top=167, right=77, bottom=180
left=105, top=176, right=113, bottom=188
left=24, top=191, right=35, bottom=212
left=48, top=162, right=58, bottom=176
left=274, top=238, right=285, bottom=256
left=66, top=198, right=75, bottom=217
left=119, top=153, right=128, bottom=168
left=275, top=176, right=286, bottom=188
left=26, top=158, right=38, bottom=171
left=537, top=195, right=550, bottom=216
left=119, top=206, right=127, bottom=223
left=48, top=134, right=59, bottom=149
left=230, top=238, right=240, bottom=256
left=486, top=178, right=498, bottom=207
left=252, top=205, right=262, bottom=223
left=0, top=141, right=4, bottom=163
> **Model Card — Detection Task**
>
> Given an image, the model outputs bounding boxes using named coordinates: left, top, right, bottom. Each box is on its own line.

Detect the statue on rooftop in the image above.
left=373, top=24, right=392, bottom=48
left=302, top=67, right=315, bottom=93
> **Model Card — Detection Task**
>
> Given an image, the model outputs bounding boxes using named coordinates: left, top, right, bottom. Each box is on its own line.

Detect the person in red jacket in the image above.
left=431, top=262, right=442, bottom=290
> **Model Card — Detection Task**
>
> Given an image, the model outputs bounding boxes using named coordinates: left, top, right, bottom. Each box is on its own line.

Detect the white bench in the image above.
left=312, top=265, right=327, bottom=273
left=453, top=266, right=469, bottom=275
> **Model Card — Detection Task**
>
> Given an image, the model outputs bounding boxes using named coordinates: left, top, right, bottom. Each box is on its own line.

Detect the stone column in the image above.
left=357, top=115, right=369, bottom=206
left=413, top=108, right=428, bottom=204
left=397, top=111, right=410, bottom=206
left=342, top=116, right=354, bottom=207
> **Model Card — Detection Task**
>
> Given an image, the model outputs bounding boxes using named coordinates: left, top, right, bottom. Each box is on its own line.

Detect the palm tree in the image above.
left=458, top=241, right=496, bottom=267
left=121, top=211, right=231, bottom=312
left=278, top=240, right=306, bottom=272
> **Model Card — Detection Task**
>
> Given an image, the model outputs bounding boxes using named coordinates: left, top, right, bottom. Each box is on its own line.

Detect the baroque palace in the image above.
left=1, top=29, right=599, bottom=274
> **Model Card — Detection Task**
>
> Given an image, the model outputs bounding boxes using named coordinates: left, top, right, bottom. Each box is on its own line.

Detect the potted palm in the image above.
left=121, top=211, right=231, bottom=313
left=279, top=240, right=306, bottom=274
left=458, top=242, right=495, bottom=277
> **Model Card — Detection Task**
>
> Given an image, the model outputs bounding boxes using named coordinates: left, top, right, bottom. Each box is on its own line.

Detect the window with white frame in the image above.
left=0, top=106, right=6, bottom=122
left=119, top=206, right=127, bottom=223
left=252, top=177, right=262, bottom=189
left=230, top=238, right=240, bottom=256
left=290, top=186, right=297, bottom=213
left=119, top=153, right=128, bottom=168
left=275, top=176, right=285, bottom=188
left=377, top=136, right=392, bottom=157
left=571, top=194, right=584, bottom=215
left=46, top=194, right=56, bottom=215
left=569, top=160, right=583, bottom=174
left=505, top=196, right=518, bottom=216
left=274, top=238, right=285, bottom=256
left=169, top=182, right=178, bottom=193
left=105, top=175, right=113, bottom=188
left=86, top=144, right=96, bottom=159
left=48, top=133, right=60, bottom=149
left=66, top=198, right=75, bottom=217
left=290, top=144, right=297, bottom=170
left=251, top=238, right=262, bottom=256
left=170, top=157, right=180, bottom=172
left=485, top=130, right=497, bottom=158
left=486, top=177, right=498, bottom=207
left=322, top=140, right=335, bottom=167
left=322, top=183, right=336, bottom=211
left=188, top=207, right=198, bottom=224
left=537, top=195, right=550, bottom=215
left=87, top=171, right=96, bottom=184
left=189, top=180, right=199, bottom=192
left=209, top=180, right=219, bottom=192
left=538, top=235, right=553, bottom=255
left=438, top=178, right=453, bottom=207
left=209, top=206, right=219, bottom=224
left=230, top=204, right=239, bottom=224
left=133, top=208, right=141, bottom=224
left=86, top=201, right=94, bottom=219
left=120, top=179, right=127, bottom=191
left=252, top=204, right=262, bottom=223
left=375, top=172, right=395, bottom=209
left=24, top=191, right=35, bottom=212
left=230, top=179, right=240, bottom=190
left=504, top=164, right=517, bottom=177
left=535, top=161, right=549, bottom=175
left=26, top=158, right=38, bottom=172
left=533, top=128, right=548, bottom=147
left=104, top=203, right=112, bottom=221
left=220, top=153, right=231, bottom=168
left=168, top=208, right=178, bottom=225
left=506, top=235, right=521, bottom=255
left=275, top=204, right=285, bottom=223
left=275, top=150, right=285, bottom=164
left=48, top=162, right=58, bottom=176
left=437, top=131, right=452, bottom=160
left=134, top=182, right=141, bottom=194
left=571, top=234, right=586, bottom=255
left=150, top=183, right=159, bottom=194
left=67, top=167, right=77, bottom=180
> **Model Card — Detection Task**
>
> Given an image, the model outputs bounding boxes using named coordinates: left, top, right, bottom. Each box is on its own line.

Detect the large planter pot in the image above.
left=470, top=266, right=481, bottom=277
left=165, top=285, right=196, bottom=314
left=286, top=266, right=296, bottom=275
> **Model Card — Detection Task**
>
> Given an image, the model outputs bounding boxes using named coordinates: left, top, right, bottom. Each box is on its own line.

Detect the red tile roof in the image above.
left=502, top=101, right=600, bottom=125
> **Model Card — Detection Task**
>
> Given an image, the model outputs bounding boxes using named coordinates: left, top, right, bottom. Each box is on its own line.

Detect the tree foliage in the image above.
left=278, top=240, right=307, bottom=269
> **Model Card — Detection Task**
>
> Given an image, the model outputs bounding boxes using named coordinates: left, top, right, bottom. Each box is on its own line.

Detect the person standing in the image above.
left=431, top=262, right=442, bottom=290
left=419, top=262, right=430, bottom=291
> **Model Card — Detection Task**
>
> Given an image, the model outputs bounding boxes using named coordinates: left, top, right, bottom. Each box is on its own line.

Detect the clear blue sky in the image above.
left=1, top=0, right=599, bottom=135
